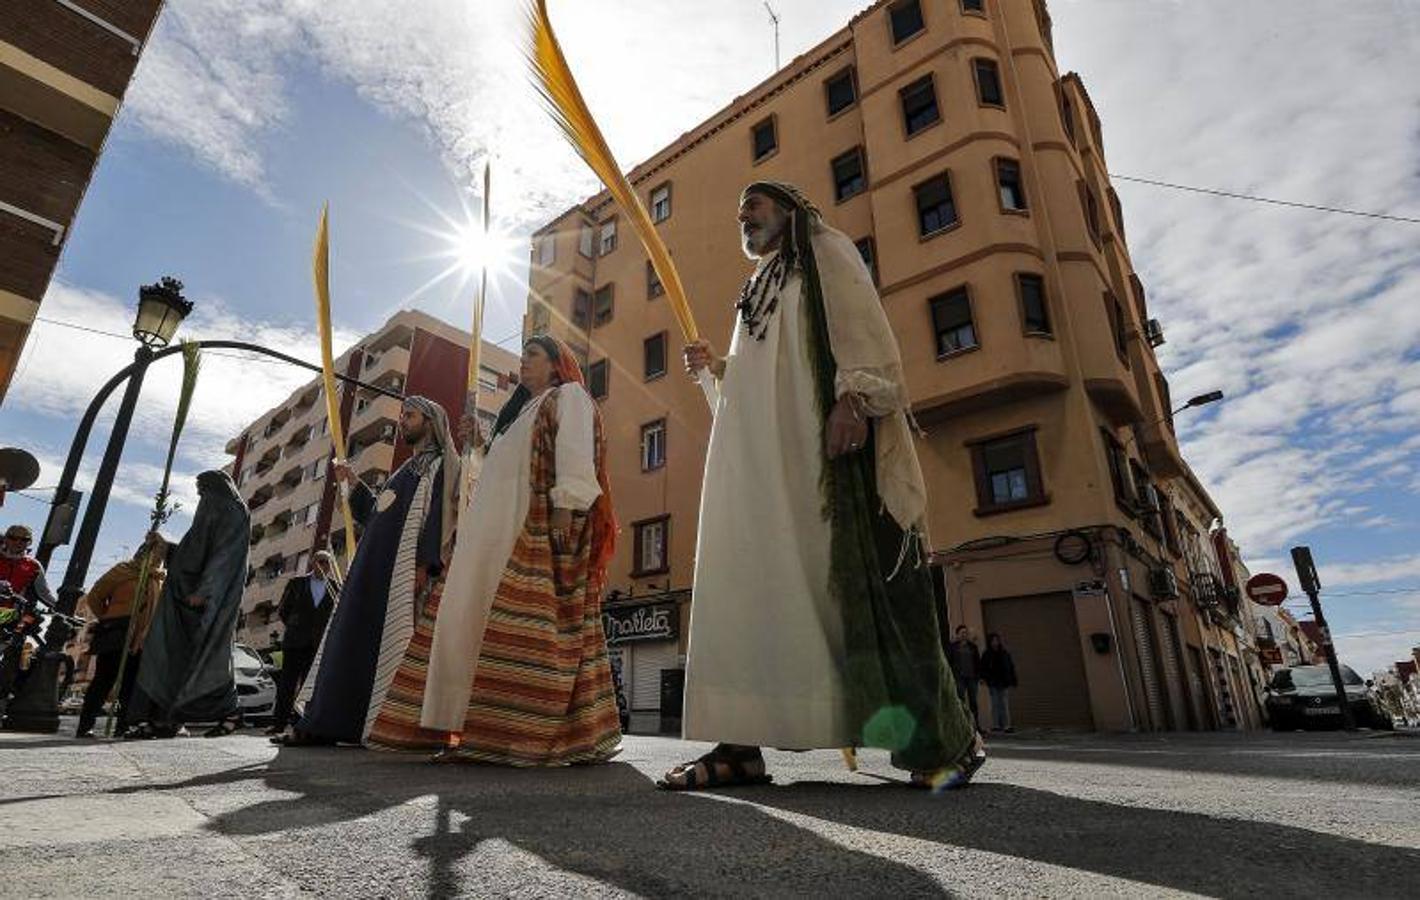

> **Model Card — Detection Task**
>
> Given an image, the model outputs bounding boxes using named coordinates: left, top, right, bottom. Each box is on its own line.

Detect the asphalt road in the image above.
left=2, top=722, right=1416, bottom=898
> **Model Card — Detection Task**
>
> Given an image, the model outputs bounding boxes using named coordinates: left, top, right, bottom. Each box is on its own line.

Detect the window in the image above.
left=1159, top=492, right=1182, bottom=556
left=1129, top=273, right=1149, bottom=322
left=1131, top=461, right=1161, bottom=537
left=974, top=58, right=1004, bottom=106
left=531, top=301, right=551, bottom=332
left=996, top=158, right=1027, bottom=212
left=644, top=332, right=668, bottom=380
left=537, top=235, right=556, bottom=267
left=632, top=516, right=670, bottom=576
left=825, top=67, right=857, bottom=116
left=889, top=0, right=926, bottom=45
left=1101, top=429, right=1134, bottom=509
left=599, top=220, right=617, bottom=256
left=572, top=289, right=592, bottom=329
left=650, top=183, right=672, bottom=223
left=899, top=75, right=941, bottom=136
left=915, top=173, right=959, bottom=236
left=751, top=117, right=777, bottom=162
left=1060, top=88, right=1077, bottom=144
left=969, top=428, right=1046, bottom=514
left=1016, top=273, right=1051, bottom=335
left=831, top=147, right=867, bottom=202
left=295, top=551, right=311, bottom=575
left=641, top=419, right=667, bottom=471
left=1108, top=188, right=1126, bottom=242
left=961, top=0, right=985, bottom=13
left=647, top=261, right=664, bottom=298
left=593, top=284, right=614, bottom=327
left=309, top=458, right=325, bottom=481
left=1105, top=291, right=1129, bottom=360
left=305, top=503, right=320, bottom=526
left=1155, top=373, right=1175, bottom=430
left=578, top=224, right=594, bottom=258
left=1080, top=182, right=1102, bottom=243
left=855, top=237, right=879, bottom=286
left=929, top=287, right=978, bottom=357
left=588, top=359, right=609, bottom=399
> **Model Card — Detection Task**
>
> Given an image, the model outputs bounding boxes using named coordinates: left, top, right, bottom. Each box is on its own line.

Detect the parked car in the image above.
left=1265, top=664, right=1393, bottom=730
left=234, top=643, right=276, bottom=724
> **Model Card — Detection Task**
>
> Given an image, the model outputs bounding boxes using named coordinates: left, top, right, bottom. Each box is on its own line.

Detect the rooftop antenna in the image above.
left=764, top=2, right=781, bottom=71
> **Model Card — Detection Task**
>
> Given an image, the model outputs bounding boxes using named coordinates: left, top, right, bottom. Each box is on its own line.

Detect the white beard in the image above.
left=741, top=216, right=786, bottom=258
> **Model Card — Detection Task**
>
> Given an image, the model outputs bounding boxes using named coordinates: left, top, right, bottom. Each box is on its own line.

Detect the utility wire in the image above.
left=1113, top=175, right=1420, bottom=225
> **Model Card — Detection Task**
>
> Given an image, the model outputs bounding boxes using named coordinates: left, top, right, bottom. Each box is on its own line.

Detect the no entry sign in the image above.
left=1246, top=573, right=1289, bottom=607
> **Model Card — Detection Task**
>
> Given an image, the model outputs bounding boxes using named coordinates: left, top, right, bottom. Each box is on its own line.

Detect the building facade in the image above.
left=526, top=0, right=1261, bottom=732
left=225, top=309, right=517, bottom=651
left=1, top=0, right=166, bottom=400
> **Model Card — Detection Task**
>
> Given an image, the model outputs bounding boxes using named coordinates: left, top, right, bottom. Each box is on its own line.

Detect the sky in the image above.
left=1, top=0, right=1418, bottom=675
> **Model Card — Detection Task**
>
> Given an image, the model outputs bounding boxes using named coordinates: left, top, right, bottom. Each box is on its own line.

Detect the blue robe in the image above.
left=297, top=458, right=444, bottom=743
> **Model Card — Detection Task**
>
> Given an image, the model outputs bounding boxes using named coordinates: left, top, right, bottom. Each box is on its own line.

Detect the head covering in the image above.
left=132, top=532, right=170, bottom=565
left=490, top=334, right=580, bottom=442
left=736, top=182, right=824, bottom=341
left=400, top=395, right=459, bottom=563
left=4, top=524, right=33, bottom=542
left=312, top=549, right=343, bottom=590
left=196, top=470, right=245, bottom=507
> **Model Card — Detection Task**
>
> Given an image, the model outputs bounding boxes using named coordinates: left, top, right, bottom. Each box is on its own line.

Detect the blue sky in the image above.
left=2, top=0, right=1418, bottom=674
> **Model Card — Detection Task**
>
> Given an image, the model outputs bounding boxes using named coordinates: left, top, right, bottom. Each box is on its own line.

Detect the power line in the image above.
left=1113, top=175, right=1420, bottom=225
left=33, top=316, right=289, bottom=365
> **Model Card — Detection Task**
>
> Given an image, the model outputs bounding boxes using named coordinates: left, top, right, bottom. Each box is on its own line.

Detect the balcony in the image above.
left=351, top=394, right=402, bottom=432
left=363, top=344, right=411, bottom=386
left=285, top=424, right=315, bottom=456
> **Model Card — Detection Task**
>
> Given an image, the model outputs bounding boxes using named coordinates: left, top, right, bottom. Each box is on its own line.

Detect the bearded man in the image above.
left=664, top=182, right=985, bottom=791
left=275, top=396, right=458, bottom=747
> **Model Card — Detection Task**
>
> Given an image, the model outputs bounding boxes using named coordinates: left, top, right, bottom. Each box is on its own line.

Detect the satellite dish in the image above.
left=0, top=448, right=40, bottom=506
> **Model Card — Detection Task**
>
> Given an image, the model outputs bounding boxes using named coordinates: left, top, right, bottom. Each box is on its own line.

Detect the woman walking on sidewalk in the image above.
left=981, top=633, right=1018, bottom=734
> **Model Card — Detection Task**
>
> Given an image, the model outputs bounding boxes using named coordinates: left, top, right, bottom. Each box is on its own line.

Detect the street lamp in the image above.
left=3, top=277, right=191, bottom=732
left=133, top=276, right=193, bottom=348
left=1176, top=390, right=1224, bottom=414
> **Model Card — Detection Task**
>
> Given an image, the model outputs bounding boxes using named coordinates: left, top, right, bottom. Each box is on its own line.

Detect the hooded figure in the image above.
left=662, top=181, right=983, bottom=791
left=126, top=472, right=249, bottom=738
left=392, top=334, right=621, bottom=765
left=279, top=395, right=458, bottom=746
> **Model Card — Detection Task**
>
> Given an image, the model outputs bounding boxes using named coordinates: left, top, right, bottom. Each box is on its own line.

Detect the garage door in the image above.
left=982, top=593, right=1093, bottom=730
left=630, top=640, right=679, bottom=711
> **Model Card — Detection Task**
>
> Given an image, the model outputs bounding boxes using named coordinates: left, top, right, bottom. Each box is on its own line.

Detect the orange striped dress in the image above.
left=446, top=392, right=621, bottom=766
left=365, top=580, right=451, bottom=752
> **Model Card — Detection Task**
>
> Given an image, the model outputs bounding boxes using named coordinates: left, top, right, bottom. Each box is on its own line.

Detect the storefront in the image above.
left=603, top=592, right=687, bottom=735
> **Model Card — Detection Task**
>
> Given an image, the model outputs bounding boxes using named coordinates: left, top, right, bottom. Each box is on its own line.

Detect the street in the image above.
left=3, top=725, right=1417, bottom=898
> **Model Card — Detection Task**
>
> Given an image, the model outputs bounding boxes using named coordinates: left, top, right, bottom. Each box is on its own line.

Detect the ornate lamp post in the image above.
left=3, top=278, right=191, bottom=732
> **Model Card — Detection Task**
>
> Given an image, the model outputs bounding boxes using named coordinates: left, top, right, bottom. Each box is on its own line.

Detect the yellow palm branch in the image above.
left=313, top=204, right=358, bottom=575
left=526, top=0, right=699, bottom=345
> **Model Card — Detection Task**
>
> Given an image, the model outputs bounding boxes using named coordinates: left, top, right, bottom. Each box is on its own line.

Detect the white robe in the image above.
left=421, top=384, right=603, bottom=731
left=682, top=256, right=854, bottom=749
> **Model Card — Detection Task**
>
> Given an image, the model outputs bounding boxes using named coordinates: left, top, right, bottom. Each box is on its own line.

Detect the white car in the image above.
left=234, top=644, right=276, bottom=723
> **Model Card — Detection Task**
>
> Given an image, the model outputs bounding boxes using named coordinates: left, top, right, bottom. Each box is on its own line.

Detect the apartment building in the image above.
left=1, top=1, right=166, bottom=401
left=526, top=0, right=1262, bottom=733
left=225, top=309, right=517, bottom=651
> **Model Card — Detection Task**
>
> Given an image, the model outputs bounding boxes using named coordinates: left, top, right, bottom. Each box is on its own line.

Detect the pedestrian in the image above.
left=0, top=524, right=56, bottom=610
left=125, top=471, right=250, bottom=739
left=661, top=182, right=984, bottom=792
left=981, top=633, right=1017, bottom=734
left=411, top=335, right=621, bottom=766
left=74, top=533, right=168, bottom=738
left=266, top=550, right=340, bottom=735
left=275, top=396, right=458, bottom=747
left=948, top=626, right=982, bottom=728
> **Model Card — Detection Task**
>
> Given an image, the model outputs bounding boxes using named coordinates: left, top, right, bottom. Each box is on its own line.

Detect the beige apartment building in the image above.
left=225, top=309, right=517, bottom=651
left=1, top=1, right=166, bottom=400
left=526, top=0, right=1263, bottom=733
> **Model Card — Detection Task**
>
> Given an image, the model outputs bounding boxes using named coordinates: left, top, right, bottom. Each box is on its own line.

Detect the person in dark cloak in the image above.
left=124, top=471, right=250, bottom=739
left=274, top=395, right=457, bottom=747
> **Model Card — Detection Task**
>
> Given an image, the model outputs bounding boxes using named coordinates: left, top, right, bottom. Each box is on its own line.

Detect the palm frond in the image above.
left=526, top=0, right=698, bottom=343
left=313, top=204, right=357, bottom=575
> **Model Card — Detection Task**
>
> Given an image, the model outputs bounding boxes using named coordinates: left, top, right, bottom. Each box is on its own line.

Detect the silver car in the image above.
left=234, top=643, right=276, bottom=723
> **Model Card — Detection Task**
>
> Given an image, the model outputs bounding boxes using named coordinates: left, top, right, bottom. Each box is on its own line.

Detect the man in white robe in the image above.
left=662, top=181, right=984, bottom=791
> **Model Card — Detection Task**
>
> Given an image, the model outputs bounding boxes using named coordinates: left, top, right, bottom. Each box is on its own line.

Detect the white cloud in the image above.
left=1334, top=625, right=1420, bottom=679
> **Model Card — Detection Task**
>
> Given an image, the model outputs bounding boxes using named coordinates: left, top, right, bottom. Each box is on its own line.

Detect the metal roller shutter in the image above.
left=631, top=640, right=679, bottom=711
left=982, top=593, right=1093, bottom=729
left=1158, top=611, right=1191, bottom=730
left=1131, top=597, right=1168, bottom=730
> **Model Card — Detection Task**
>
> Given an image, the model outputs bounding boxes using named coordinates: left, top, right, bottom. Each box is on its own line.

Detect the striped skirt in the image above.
left=365, top=581, right=452, bottom=753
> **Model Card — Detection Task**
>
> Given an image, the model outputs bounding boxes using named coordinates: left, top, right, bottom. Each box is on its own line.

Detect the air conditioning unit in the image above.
left=379, top=424, right=396, bottom=442
left=1145, top=318, right=1166, bottom=348
left=1150, top=567, right=1180, bottom=600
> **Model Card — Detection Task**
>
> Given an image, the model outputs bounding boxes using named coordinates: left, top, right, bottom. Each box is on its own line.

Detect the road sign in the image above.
left=1245, top=572, right=1289, bottom=606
